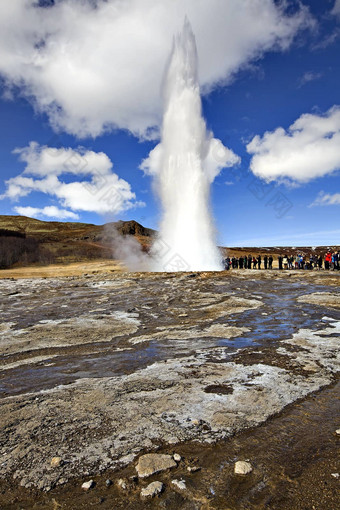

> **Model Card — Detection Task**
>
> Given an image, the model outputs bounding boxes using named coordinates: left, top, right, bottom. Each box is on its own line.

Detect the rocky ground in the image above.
left=0, top=269, right=339, bottom=509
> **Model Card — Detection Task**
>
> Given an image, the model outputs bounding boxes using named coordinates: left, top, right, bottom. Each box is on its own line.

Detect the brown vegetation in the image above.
left=0, top=216, right=154, bottom=269
left=0, top=229, right=54, bottom=269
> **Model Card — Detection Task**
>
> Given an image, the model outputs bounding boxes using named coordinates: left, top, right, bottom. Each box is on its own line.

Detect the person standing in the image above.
left=282, top=254, right=288, bottom=269
left=244, top=255, right=248, bottom=269
left=278, top=255, right=283, bottom=270
left=288, top=256, right=293, bottom=270
left=239, top=256, right=244, bottom=269
left=253, top=256, right=257, bottom=269
left=248, top=254, right=252, bottom=269
left=257, top=255, right=261, bottom=269
left=264, top=255, right=268, bottom=269
left=299, top=254, right=304, bottom=269
left=268, top=255, right=273, bottom=269
left=318, top=254, right=323, bottom=270
left=334, top=251, right=339, bottom=270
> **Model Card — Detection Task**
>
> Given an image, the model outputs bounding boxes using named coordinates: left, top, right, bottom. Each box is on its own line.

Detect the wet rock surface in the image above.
left=136, top=454, right=177, bottom=478
left=140, top=481, right=164, bottom=498
left=0, top=269, right=339, bottom=508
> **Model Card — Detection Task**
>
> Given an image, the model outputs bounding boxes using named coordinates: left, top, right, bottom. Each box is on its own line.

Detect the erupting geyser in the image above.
left=151, top=19, right=224, bottom=271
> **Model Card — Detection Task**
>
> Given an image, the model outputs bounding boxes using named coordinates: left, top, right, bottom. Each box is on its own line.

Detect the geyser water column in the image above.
left=151, top=20, right=223, bottom=271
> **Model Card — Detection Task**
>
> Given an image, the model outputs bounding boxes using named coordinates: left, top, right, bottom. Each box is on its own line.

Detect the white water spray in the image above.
left=151, top=19, right=223, bottom=271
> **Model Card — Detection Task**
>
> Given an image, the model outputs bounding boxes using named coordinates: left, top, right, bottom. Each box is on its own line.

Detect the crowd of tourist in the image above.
left=224, top=251, right=339, bottom=271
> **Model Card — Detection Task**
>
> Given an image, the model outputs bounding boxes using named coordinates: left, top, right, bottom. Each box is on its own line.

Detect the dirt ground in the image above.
left=0, top=266, right=339, bottom=509
left=0, top=260, right=124, bottom=279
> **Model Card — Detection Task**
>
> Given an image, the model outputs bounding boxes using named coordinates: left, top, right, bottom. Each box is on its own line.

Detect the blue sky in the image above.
left=0, top=0, right=339, bottom=246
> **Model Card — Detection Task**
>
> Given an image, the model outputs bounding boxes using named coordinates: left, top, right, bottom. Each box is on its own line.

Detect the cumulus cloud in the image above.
left=14, top=205, right=79, bottom=220
left=310, top=191, right=340, bottom=206
left=247, top=106, right=340, bottom=184
left=140, top=136, right=240, bottom=183
left=0, top=0, right=313, bottom=139
left=1, top=142, right=144, bottom=216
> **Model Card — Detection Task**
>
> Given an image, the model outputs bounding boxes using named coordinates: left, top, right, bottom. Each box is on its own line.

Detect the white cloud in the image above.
left=297, top=71, right=322, bottom=87
left=311, top=29, right=339, bottom=50
left=0, top=0, right=313, bottom=139
left=1, top=142, right=144, bottom=216
left=332, top=0, right=340, bottom=16
left=14, top=205, right=80, bottom=220
left=140, top=136, right=240, bottom=183
left=310, top=191, right=340, bottom=206
left=247, top=106, right=340, bottom=184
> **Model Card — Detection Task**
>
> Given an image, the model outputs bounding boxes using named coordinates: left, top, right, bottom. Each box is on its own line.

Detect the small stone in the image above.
left=140, top=481, right=164, bottom=498
left=192, top=419, right=200, bottom=426
left=136, top=454, right=177, bottom=478
left=173, top=454, right=181, bottom=462
left=82, top=480, right=95, bottom=491
left=50, top=457, right=62, bottom=468
left=234, top=461, right=253, bottom=475
left=168, top=437, right=179, bottom=444
left=336, top=429, right=340, bottom=436
left=117, top=478, right=127, bottom=490
left=187, top=466, right=201, bottom=473
left=172, top=479, right=186, bottom=490
left=331, top=473, right=339, bottom=479
left=105, top=479, right=112, bottom=487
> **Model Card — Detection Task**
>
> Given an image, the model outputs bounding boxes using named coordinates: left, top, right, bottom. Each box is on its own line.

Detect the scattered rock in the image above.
left=336, top=429, right=340, bottom=436
left=117, top=478, right=127, bottom=490
left=140, top=481, right=164, bottom=498
left=105, top=479, right=112, bottom=487
left=173, top=453, right=182, bottom=462
left=331, top=473, right=339, bottom=479
left=168, top=437, right=179, bottom=444
left=172, top=479, right=186, bottom=490
left=81, top=480, right=95, bottom=491
left=136, top=454, right=177, bottom=478
left=234, top=461, right=253, bottom=475
left=50, top=457, right=63, bottom=468
left=187, top=466, right=201, bottom=473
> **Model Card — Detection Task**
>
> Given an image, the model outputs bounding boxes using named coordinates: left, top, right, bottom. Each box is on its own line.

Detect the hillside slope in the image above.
left=0, top=216, right=155, bottom=266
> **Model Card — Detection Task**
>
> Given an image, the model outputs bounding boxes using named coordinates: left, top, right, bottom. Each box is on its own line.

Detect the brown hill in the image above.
left=0, top=216, right=154, bottom=242
left=0, top=215, right=155, bottom=267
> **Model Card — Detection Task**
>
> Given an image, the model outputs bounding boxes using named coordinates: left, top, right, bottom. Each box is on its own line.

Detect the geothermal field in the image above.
left=0, top=5, right=339, bottom=510
left=0, top=269, right=339, bottom=509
